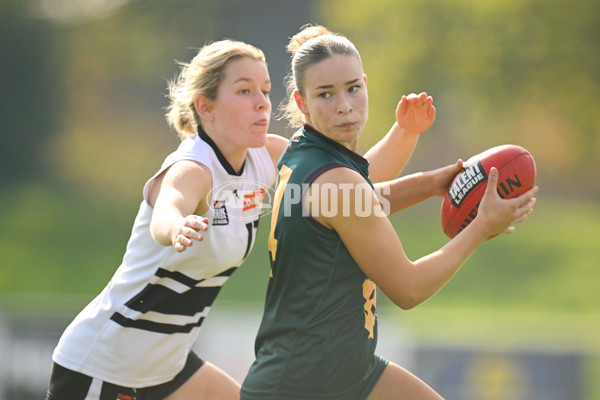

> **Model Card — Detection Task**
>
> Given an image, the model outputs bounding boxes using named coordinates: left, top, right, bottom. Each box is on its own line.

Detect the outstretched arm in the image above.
left=149, top=160, right=211, bottom=252
left=374, top=159, right=463, bottom=215
left=365, top=92, right=436, bottom=183
left=311, top=167, right=538, bottom=310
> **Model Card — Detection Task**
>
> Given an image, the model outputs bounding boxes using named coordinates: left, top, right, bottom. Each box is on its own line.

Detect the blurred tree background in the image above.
left=325, top=0, right=600, bottom=195
left=0, top=0, right=599, bottom=397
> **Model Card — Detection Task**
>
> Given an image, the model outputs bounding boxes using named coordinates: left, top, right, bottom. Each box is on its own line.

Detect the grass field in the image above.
left=2, top=183, right=597, bottom=310
left=1, top=183, right=598, bottom=398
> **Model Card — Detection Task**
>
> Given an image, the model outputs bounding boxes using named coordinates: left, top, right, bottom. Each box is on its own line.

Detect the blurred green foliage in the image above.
left=1, top=0, right=598, bottom=201
left=322, top=0, right=600, bottom=197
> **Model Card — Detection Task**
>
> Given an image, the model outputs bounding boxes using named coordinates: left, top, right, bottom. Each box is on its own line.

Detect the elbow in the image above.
left=150, top=221, right=172, bottom=247
left=399, top=303, right=417, bottom=311
left=394, top=297, right=420, bottom=311
left=151, top=233, right=169, bottom=247
left=391, top=287, right=425, bottom=310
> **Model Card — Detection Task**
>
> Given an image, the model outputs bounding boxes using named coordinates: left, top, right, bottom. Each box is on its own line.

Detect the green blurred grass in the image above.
left=1, top=183, right=598, bottom=312
left=0, top=184, right=137, bottom=296
left=388, top=195, right=600, bottom=313
left=1, top=183, right=598, bottom=398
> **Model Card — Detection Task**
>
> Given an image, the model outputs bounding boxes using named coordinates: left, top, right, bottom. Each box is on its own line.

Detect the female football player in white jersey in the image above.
left=45, top=37, right=447, bottom=400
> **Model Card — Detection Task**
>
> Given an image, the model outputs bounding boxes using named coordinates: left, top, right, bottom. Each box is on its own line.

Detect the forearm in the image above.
left=406, top=220, right=490, bottom=307
left=365, top=122, right=420, bottom=183
left=150, top=205, right=184, bottom=246
left=375, top=171, right=435, bottom=215
left=147, top=160, right=211, bottom=249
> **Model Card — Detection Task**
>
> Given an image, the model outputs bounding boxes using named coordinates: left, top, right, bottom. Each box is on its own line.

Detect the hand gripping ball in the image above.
left=441, top=144, right=537, bottom=239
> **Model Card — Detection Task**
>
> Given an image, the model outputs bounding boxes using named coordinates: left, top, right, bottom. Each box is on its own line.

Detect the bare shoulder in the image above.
left=163, top=159, right=212, bottom=187
left=266, top=134, right=289, bottom=167
left=148, top=160, right=212, bottom=207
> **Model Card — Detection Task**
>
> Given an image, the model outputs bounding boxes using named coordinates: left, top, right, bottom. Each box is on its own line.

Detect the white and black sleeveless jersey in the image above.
left=52, top=130, right=276, bottom=388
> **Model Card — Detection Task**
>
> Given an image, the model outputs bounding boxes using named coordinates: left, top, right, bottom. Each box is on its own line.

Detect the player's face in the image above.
left=211, top=57, right=271, bottom=148
left=296, top=54, right=368, bottom=151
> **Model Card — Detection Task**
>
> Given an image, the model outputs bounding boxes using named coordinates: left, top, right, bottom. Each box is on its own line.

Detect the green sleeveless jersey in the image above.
left=241, top=125, right=388, bottom=400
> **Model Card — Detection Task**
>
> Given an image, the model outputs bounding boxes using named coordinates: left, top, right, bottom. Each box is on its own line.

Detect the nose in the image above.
left=337, top=94, right=352, bottom=114
left=256, top=91, right=271, bottom=111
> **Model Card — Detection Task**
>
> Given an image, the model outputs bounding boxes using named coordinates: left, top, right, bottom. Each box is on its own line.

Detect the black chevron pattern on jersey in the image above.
left=110, top=312, right=205, bottom=334
left=109, top=266, right=237, bottom=334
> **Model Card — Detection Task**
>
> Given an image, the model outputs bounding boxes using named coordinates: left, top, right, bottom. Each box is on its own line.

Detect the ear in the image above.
left=193, top=94, right=215, bottom=123
left=293, top=90, right=308, bottom=114
left=363, top=74, right=367, bottom=88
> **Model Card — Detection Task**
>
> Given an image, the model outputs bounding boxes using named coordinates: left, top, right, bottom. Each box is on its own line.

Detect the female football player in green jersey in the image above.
left=240, top=25, right=538, bottom=400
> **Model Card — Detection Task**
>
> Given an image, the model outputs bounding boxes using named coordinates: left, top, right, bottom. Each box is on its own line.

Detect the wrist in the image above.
left=464, top=216, right=495, bottom=242
left=420, top=170, right=440, bottom=197
left=397, top=125, right=420, bottom=139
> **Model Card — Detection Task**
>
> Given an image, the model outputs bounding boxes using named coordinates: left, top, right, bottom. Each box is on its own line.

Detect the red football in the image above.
left=441, top=144, right=536, bottom=239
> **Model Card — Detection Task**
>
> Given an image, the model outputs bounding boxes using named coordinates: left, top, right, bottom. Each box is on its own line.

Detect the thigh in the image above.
left=165, top=361, right=240, bottom=400
left=367, top=362, right=444, bottom=400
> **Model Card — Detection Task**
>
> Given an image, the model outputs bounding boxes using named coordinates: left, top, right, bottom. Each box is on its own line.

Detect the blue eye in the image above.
left=349, top=85, right=359, bottom=93
left=318, top=92, right=331, bottom=99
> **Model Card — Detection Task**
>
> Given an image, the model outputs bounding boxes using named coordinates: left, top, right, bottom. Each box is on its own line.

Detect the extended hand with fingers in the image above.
left=396, top=92, right=436, bottom=135
left=171, top=215, right=209, bottom=252
left=477, top=167, right=538, bottom=238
